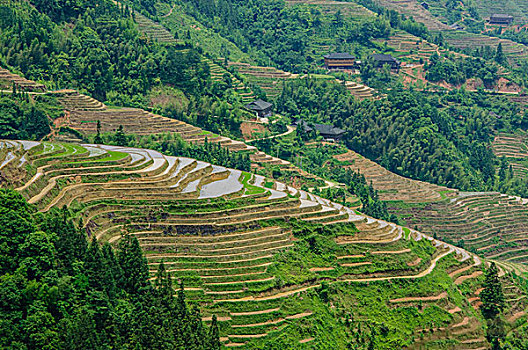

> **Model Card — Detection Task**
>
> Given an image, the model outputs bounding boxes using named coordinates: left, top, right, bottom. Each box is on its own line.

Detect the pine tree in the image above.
left=480, top=262, right=506, bottom=349
left=495, top=43, right=506, bottom=65
left=480, top=262, right=505, bottom=319
left=113, top=125, right=128, bottom=147
left=117, top=235, right=149, bottom=294
left=94, top=120, right=102, bottom=144
left=41, top=206, right=87, bottom=274
left=208, top=315, right=221, bottom=350
left=84, top=236, right=105, bottom=291
left=101, top=242, right=121, bottom=298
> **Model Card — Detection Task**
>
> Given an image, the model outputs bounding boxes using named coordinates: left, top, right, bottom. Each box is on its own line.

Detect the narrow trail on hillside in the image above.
left=246, top=125, right=295, bottom=143
left=217, top=249, right=454, bottom=303
left=161, top=4, right=176, bottom=17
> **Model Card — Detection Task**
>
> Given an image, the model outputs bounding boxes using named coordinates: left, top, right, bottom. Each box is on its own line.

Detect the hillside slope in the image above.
left=1, top=138, right=515, bottom=348
left=330, top=147, right=528, bottom=274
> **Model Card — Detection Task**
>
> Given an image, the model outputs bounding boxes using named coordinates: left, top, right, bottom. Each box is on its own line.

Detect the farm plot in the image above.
left=230, top=61, right=379, bottom=101
left=334, top=150, right=456, bottom=202
left=0, top=67, right=46, bottom=92
left=443, top=31, right=528, bottom=64
left=134, top=11, right=180, bottom=44
left=285, top=0, right=375, bottom=18
left=392, top=191, right=528, bottom=266
left=373, top=0, right=452, bottom=31
left=229, top=62, right=296, bottom=100
left=493, top=132, right=528, bottom=178
left=58, top=89, right=327, bottom=190
left=204, top=59, right=256, bottom=104
left=0, top=139, right=493, bottom=348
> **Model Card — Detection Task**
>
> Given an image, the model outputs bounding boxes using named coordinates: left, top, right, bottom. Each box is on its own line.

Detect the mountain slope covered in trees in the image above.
left=1, top=0, right=528, bottom=348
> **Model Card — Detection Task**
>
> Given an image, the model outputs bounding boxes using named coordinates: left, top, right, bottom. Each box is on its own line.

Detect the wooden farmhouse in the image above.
left=245, top=99, right=273, bottom=119
left=323, top=53, right=360, bottom=70
left=489, top=14, right=514, bottom=25
left=370, top=54, right=401, bottom=72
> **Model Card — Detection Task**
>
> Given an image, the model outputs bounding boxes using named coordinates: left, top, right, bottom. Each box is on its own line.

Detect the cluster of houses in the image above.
left=292, top=119, right=345, bottom=142
left=244, top=100, right=345, bottom=142
left=245, top=52, right=399, bottom=134
left=323, top=52, right=400, bottom=72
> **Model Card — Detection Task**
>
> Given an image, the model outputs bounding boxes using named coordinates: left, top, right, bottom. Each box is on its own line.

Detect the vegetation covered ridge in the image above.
left=2, top=138, right=524, bottom=348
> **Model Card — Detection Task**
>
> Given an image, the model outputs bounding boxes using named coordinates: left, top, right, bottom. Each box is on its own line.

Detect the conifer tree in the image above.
left=495, top=43, right=506, bottom=65
left=480, top=262, right=505, bottom=319
left=480, top=262, right=506, bottom=349
left=208, top=315, right=221, bottom=350
left=94, top=120, right=102, bottom=144
left=85, top=236, right=105, bottom=291
left=117, top=235, right=149, bottom=294
left=113, top=125, right=128, bottom=147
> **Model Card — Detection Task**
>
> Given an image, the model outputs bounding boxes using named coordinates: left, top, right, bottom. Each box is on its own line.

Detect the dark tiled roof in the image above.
left=245, top=99, right=272, bottom=111
left=293, top=119, right=313, bottom=132
left=324, top=53, right=356, bottom=60
left=314, top=124, right=345, bottom=136
left=491, top=14, right=514, bottom=20
left=294, top=119, right=345, bottom=136
left=371, top=54, right=399, bottom=63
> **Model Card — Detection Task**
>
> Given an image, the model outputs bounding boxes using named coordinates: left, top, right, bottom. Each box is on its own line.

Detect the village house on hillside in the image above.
left=370, top=54, right=401, bottom=72
left=489, top=14, right=514, bottom=25
left=293, top=119, right=346, bottom=142
left=245, top=99, right=273, bottom=120
left=323, top=53, right=360, bottom=70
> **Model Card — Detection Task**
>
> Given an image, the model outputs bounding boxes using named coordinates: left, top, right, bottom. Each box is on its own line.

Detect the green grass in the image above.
left=240, top=172, right=266, bottom=195
left=67, top=150, right=128, bottom=164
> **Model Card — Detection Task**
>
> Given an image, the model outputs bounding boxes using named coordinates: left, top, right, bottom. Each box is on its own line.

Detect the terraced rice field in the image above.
left=0, top=67, right=46, bottom=92
left=373, top=0, right=452, bottom=31
left=51, top=89, right=107, bottom=111
left=443, top=31, right=528, bottom=64
left=229, top=62, right=379, bottom=101
left=334, top=150, right=457, bottom=202
left=493, top=132, right=528, bottom=177
left=134, top=11, right=180, bottom=44
left=373, top=0, right=528, bottom=64
left=205, top=59, right=256, bottom=104
left=229, top=62, right=296, bottom=99
left=285, top=0, right=374, bottom=18
left=55, top=89, right=324, bottom=188
left=0, top=138, right=499, bottom=347
left=333, top=147, right=528, bottom=281
left=376, top=31, right=450, bottom=61
left=472, top=0, right=528, bottom=24
left=392, top=192, right=528, bottom=267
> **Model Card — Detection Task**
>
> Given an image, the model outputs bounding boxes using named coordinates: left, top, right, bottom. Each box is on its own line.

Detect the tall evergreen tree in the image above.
left=480, top=262, right=505, bottom=319
left=495, top=43, right=506, bottom=65
left=117, top=235, right=149, bottom=294
left=94, top=120, right=103, bottom=144
left=480, top=262, right=506, bottom=349
left=208, top=315, right=221, bottom=350
left=113, top=125, right=128, bottom=147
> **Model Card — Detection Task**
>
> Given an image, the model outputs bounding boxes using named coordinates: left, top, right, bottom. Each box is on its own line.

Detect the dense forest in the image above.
left=425, top=52, right=501, bottom=87
left=275, top=77, right=528, bottom=196
left=0, top=189, right=219, bottom=349
left=0, top=92, right=59, bottom=140
left=0, top=0, right=209, bottom=104
left=173, top=0, right=393, bottom=72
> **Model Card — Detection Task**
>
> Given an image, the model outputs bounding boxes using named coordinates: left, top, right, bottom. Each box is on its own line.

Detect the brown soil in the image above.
left=390, top=291, right=447, bottom=303
left=240, top=122, right=268, bottom=140
left=454, top=271, right=483, bottom=285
